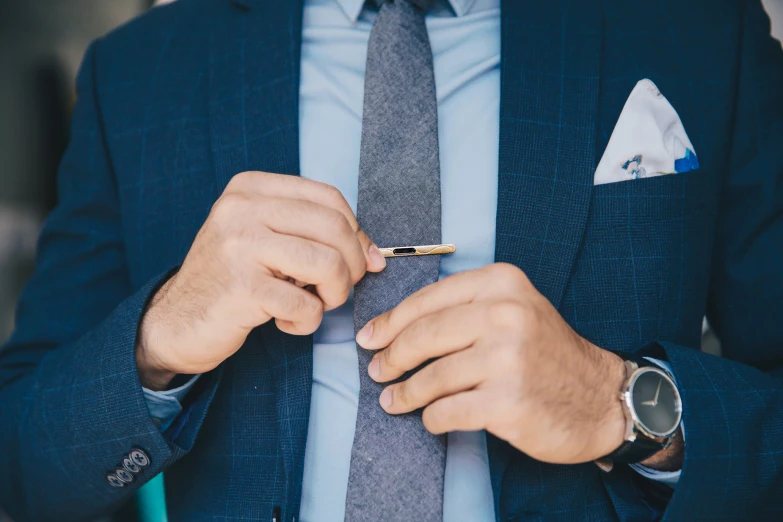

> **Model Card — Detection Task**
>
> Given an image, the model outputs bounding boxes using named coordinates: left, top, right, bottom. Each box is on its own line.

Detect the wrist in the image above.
left=591, top=347, right=628, bottom=459
left=136, top=340, right=176, bottom=391
left=136, top=277, right=178, bottom=391
left=639, top=428, right=684, bottom=471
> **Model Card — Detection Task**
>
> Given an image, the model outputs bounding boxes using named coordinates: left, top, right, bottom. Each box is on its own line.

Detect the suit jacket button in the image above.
left=115, top=468, right=135, bottom=484
left=129, top=448, right=150, bottom=468
left=123, top=457, right=141, bottom=474
left=106, top=473, right=125, bottom=488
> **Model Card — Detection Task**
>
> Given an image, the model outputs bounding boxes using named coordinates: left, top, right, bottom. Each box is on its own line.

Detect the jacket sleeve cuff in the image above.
left=651, top=341, right=783, bottom=520
left=12, top=269, right=221, bottom=518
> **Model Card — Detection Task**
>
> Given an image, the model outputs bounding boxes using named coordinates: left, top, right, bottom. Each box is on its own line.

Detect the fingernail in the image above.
left=356, top=322, right=373, bottom=346
left=368, top=356, right=380, bottom=379
left=369, top=244, right=387, bottom=269
left=380, top=388, right=393, bottom=410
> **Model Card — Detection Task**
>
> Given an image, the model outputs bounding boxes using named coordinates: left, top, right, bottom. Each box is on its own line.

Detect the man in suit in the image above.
left=1, top=0, right=782, bottom=520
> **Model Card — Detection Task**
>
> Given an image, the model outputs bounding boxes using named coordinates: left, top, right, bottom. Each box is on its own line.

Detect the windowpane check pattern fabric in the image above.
left=347, top=0, right=446, bottom=520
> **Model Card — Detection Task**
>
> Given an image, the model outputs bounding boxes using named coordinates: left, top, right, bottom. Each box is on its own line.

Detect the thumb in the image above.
left=356, top=229, right=387, bottom=273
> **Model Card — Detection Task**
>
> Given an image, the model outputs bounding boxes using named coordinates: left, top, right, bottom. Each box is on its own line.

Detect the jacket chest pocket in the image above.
left=588, top=169, right=717, bottom=232
left=561, top=169, right=720, bottom=351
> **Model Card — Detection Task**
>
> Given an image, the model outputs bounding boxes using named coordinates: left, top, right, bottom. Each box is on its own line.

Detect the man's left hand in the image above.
left=356, top=263, right=633, bottom=465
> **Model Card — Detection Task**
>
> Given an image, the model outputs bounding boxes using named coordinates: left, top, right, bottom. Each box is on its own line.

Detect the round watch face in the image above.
left=630, top=368, right=682, bottom=437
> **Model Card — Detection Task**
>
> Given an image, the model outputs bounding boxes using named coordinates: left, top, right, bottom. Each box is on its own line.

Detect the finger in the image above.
left=256, top=234, right=352, bottom=311
left=276, top=318, right=314, bottom=336
left=356, top=229, right=386, bottom=273
left=421, top=390, right=491, bottom=435
left=257, top=197, right=378, bottom=282
left=253, top=277, right=324, bottom=335
left=370, top=302, right=484, bottom=382
left=379, top=347, right=485, bottom=414
left=356, top=267, right=496, bottom=349
left=228, top=171, right=361, bottom=232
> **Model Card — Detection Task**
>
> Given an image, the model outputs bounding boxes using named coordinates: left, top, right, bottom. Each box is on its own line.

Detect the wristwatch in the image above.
left=597, top=355, right=683, bottom=469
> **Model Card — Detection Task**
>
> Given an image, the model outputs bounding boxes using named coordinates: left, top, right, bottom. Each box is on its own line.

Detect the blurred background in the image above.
left=0, top=1, right=781, bottom=521
left=0, top=2, right=161, bottom=521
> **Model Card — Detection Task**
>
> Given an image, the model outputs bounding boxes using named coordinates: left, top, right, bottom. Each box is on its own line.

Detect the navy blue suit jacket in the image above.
left=2, top=0, right=783, bottom=520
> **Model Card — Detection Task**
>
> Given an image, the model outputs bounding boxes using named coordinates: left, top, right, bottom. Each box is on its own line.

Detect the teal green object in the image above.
left=136, top=473, right=168, bottom=522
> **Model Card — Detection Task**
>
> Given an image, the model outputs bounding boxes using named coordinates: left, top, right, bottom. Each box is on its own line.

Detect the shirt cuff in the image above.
left=142, top=374, right=201, bottom=432
left=627, top=358, right=682, bottom=486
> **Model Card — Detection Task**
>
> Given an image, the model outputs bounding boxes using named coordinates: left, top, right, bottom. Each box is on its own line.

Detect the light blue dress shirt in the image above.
left=144, top=1, right=680, bottom=520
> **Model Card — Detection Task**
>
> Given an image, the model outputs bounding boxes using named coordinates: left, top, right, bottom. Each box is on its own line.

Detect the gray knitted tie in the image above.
left=346, top=1, right=445, bottom=521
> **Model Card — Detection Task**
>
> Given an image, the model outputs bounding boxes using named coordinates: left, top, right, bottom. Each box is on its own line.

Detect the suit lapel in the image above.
left=494, top=0, right=603, bottom=309
left=209, top=0, right=310, bottom=509
left=490, top=0, right=603, bottom=515
left=210, top=0, right=303, bottom=185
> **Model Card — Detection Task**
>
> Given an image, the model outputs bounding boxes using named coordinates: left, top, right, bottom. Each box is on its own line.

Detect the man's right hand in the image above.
left=136, top=171, right=386, bottom=391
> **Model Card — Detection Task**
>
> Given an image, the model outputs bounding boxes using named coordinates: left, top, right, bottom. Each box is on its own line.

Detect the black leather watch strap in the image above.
left=605, top=435, right=664, bottom=464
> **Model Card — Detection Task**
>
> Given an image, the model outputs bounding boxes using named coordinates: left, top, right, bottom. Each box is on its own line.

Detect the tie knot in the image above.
left=371, top=0, right=436, bottom=12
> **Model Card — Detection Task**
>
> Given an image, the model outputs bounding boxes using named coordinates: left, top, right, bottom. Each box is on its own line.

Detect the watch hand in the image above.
left=652, top=379, right=662, bottom=406
left=641, top=380, right=663, bottom=407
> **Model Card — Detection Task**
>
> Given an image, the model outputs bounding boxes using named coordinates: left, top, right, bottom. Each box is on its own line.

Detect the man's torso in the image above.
left=91, top=0, right=736, bottom=519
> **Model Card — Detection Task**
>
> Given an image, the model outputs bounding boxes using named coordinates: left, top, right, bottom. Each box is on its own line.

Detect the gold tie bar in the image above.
left=378, top=244, right=456, bottom=258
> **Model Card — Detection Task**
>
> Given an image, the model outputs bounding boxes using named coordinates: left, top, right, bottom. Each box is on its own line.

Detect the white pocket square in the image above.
left=594, top=79, right=699, bottom=186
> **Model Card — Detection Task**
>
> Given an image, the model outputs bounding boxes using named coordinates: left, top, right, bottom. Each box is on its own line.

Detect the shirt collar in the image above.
left=337, top=0, right=478, bottom=23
